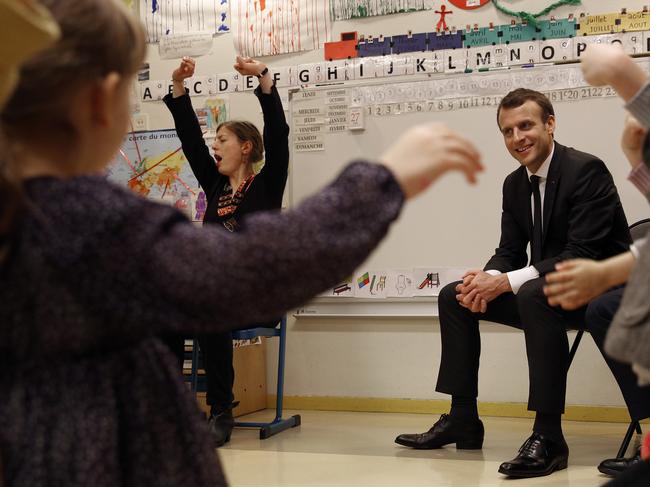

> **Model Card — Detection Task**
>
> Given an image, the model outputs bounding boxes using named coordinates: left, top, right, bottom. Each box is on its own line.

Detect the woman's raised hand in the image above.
left=172, top=56, right=196, bottom=82
left=233, top=56, right=267, bottom=77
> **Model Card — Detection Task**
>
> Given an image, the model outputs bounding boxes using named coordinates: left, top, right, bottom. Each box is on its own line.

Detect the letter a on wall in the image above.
left=448, top=0, right=490, bottom=10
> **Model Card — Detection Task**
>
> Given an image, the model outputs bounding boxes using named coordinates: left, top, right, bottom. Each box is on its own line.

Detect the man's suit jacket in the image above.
left=484, top=142, right=631, bottom=276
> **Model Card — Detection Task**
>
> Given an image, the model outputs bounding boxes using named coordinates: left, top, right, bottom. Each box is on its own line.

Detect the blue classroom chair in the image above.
left=231, top=316, right=301, bottom=439
left=187, top=316, right=301, bottom=440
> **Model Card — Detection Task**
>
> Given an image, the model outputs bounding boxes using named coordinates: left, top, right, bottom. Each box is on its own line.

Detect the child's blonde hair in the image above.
left=0, top=0, right=146, bottom=252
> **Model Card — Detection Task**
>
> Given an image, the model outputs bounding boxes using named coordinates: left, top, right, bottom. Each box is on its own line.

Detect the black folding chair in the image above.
left=567, top=218, right=650, bottom=458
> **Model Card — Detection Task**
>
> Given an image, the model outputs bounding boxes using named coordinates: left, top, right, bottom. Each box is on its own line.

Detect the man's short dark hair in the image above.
left=497, top=88, right=555, bottom=127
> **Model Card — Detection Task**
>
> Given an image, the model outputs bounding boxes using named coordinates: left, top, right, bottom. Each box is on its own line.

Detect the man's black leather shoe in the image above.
left=598, top=448, right=642, bottom=476
left=394, top=413, right=484, bottom=450
left=498, top=433, right=569, bottom=478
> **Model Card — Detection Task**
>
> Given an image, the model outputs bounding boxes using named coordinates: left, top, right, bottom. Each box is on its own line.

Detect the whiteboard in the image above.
left=288, top=68, right=650, bottom=285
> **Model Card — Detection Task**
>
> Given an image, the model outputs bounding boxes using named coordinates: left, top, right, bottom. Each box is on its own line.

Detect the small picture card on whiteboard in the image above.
left=355, top=270, right=388, bottom=299
left=320, top=277, right=355, bottom=297
left=386, top=270, right=414, bottom=298
left=412, top=267, right=442, bottom=296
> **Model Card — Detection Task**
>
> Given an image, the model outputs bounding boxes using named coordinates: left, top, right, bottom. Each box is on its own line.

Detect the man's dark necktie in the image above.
left=531, top=175, right=543, bottom=265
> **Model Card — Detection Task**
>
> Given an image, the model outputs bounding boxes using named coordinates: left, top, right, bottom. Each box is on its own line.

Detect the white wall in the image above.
left=140, top=0, right=650, bottom=408
left=272, top=318, right=620, bottom=407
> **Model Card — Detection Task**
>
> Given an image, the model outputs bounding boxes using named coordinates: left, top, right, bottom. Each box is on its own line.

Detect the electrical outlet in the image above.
left=131, top=113, right=149, bottom=132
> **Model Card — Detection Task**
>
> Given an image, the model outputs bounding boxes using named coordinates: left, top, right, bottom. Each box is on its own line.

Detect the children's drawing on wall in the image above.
left=435, top=4, right=452, bottom=31
left=231, top=0, right=331, bottom=57
left=195, top=96, right=230, bottom=131
left=107, top=129, right=202, bottom=221
left=355, top=270, right=388, bottom=298
left=330, top=0, right=432, bottom=21
left=141, top=0, right=230, bottom=43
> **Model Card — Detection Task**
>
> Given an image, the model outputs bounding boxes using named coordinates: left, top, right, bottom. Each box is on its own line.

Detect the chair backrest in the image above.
left=629, top=218, right=650, bottom=241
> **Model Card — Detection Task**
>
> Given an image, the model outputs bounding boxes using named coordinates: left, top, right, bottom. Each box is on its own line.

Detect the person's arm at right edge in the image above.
left=544, top=251, right=636, bottom=310
left=622, top=114, right=650, bottom=207
left=581, top=46, right=650, bottom=218
left=544, top=103, right=649, bottom=310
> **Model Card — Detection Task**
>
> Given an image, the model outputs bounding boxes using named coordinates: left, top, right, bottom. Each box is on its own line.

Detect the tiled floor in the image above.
left=219, top=410, right=638, bottom=486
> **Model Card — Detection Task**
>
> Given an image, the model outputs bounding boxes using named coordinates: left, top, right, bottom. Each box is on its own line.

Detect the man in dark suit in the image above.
left=395, top=88, right=632, bottom=478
